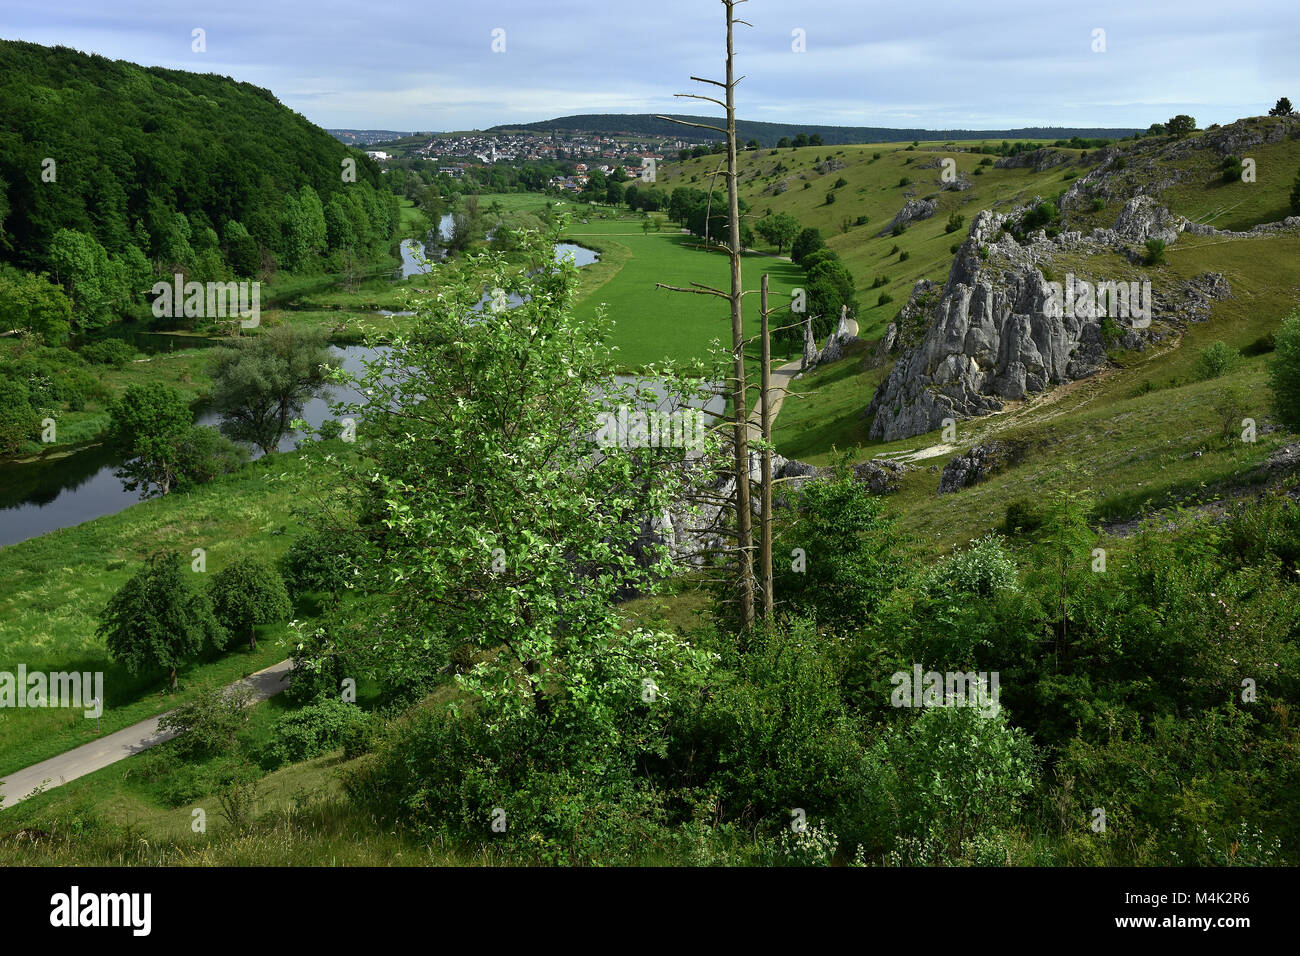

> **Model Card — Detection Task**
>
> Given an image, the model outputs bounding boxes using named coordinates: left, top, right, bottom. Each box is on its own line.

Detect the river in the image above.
left=0, top=233, right=676, bottom=550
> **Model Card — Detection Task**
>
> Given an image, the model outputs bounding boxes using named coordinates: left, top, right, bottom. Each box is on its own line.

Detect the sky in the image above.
left=4, top=0, right=1298, bottom=133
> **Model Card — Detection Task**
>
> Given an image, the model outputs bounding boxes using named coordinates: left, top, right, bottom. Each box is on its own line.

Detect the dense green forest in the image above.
left=0, top=39, right=398, bottom=336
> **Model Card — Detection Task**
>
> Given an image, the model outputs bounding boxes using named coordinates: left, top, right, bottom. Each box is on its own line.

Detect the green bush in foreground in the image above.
left=1269, top=311, right=1300, bottom=428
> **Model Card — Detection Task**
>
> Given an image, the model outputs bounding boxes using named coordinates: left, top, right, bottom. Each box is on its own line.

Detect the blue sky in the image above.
left=5, top=0, right=1298, bottom=132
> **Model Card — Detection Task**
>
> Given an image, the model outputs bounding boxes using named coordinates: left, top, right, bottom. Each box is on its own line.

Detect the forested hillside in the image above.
left=0, top=39, right=397, bottom=334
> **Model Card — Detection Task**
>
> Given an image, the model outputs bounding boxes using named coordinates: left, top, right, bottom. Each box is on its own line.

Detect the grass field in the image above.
left=0, top=450, right=334, bottom=778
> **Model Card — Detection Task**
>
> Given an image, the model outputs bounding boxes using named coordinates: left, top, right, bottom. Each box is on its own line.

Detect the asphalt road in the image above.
left=0, top=659, right=293, bottom=809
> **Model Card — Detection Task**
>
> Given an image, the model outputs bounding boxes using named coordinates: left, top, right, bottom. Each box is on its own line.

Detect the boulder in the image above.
left=878, top=198, right=937, bottom=237
left=937, top=441, right=1026, bottom=494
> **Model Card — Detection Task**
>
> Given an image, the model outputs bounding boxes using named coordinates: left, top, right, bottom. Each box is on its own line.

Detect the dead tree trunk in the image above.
left=760, top=273, right=773, bottom=620
left=655, top=0, right=756, bottom=629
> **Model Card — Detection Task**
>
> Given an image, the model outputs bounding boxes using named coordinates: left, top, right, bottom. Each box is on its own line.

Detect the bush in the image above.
left=666, top=620, right=884, bottom=847
left=0, top=378, right=38, bottom=455
left=873, top=704, right=1037, bottom=864
left=78, top=339, right=138, bottom=368
left=268, top=698, right=369, bottom=766
left=1195, top=340, right=1238, bottom=380
left=208, top=556, right=291, bottom=651
left=877, top=292, right=894, bottom=306
left=157, top=685, right=255, bottom=760
left=1144, top=237, right=1167, bottom=265
left=945, top=212, right=966, bottom=234
left=899, top=251, right=910, bottom=262
left=923, top=534, right=1021, bottom=598
left=1002, top=499, right=1044, bottom=536
left=280, top=529, right=354, bottom=600
left=1270, top=311, right=1300, bottom=428
left=898, top=177, right=912, bottom=187
left=772, top=463, right=909, bottom=632
left=174, top=425, right=249, bottom=488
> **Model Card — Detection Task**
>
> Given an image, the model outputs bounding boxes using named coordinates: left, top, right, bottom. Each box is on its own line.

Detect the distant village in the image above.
left=361, top=129, right=712, bottom=192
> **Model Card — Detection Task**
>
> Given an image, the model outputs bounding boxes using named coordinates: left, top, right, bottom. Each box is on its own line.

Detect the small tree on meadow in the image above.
left=209, top=556, right=291, bottom=651
left=1165, top=115, right=1196, bottom=139
left=98, top=551, right=227, bottom=690
left=209, top=325, right=337, bottom=455
left=1269, top=97, right=1295, bottom=117
left=1269, top=311, right=1300, bottom=430
left=791, top=227, right=825, bottom=265
left=107, top=382, right=193, bottom=496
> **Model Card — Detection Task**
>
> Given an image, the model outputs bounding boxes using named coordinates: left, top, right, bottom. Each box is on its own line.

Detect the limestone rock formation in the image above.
left=878, top=198, right=937, bottom=237
left=865, top=204, right=1236, bottom=442
left=937, top=441, right=1027, bottom=495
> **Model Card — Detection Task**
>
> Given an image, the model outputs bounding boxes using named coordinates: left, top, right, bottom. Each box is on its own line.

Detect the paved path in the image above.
left=0, top=659, right=293, bottom=810
left=750, top=316, right=859, bottom=440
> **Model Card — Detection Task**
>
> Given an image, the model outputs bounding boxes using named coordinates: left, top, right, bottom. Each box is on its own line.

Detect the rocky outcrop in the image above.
left=994, top=148, right=1070, bottom=172
left=937, top=441, right=1027, bottom=494
left=1109, top=195, right=1187, bottom=244
left=1060, top=115, right=1300, bottom=216
left=853, top=458, right=910, bottom=494
left=803, top=307, right=859, bottom=371
left=865, top=205, right=1234, bottom=442
left=878, top=198, right=937, bottom=236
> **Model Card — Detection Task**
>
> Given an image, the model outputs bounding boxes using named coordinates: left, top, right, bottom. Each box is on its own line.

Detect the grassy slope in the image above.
left=644, top=140, right=1097, bottom=338
left=0, top=450, right=333, bottom=777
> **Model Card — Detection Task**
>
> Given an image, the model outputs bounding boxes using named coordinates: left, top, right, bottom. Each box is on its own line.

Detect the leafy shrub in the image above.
left=873, top=704, right=1037, bottom=864
left=268, top=698, right=369, bottom=766
left=1144, top=237, right=1167, bottom=265
left=898, top=177, right=912, bottom=187
left=280, top=529, right=354, bottom=599
left=78, top=339, right=138, bottom=368
left=1195, top=340, right=1238, bottom=379
left=923, top=534, right=1021, bottom=598
left=772, top=464, right=909, bottom=632
left=877, top=292, right=894, bottom=306
left=667, top=621, right=884, bottom=849
left=158, top=685, right=255, bottom=760
left=899, top=251, right=910, bottom=262
left=174, top=425, right=249, bottom=488
left=1002, top=499, right=1045, bottom=535
left=208, top=556, right=291, bottom=651
left=1269, top=310, right=1300, bottom=428
left=945, top=212, right=966, bottom=234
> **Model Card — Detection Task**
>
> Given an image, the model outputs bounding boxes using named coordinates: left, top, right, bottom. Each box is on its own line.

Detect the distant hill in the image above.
left=328, top=129, right=427, bottom=145
left=490, top=113, right=1143, bottom=147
